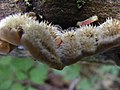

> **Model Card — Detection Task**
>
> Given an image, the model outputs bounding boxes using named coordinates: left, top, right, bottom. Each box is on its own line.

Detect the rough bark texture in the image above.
left=26, top=0, right=120, bottom=28
left=0, top=0, right=120, bottom=66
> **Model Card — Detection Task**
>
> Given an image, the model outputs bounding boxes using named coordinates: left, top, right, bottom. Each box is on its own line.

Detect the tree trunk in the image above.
left=29, top=0, right=120, bottom=28
left=1, top=0, right=120, bottom=28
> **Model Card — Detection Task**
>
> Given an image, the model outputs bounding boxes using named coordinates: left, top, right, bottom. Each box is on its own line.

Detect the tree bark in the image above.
left=0, top=0, right=120, bottom=66
left=0, top=0, right=120, bottom=27
left=28, top=0, right=120, bottom=28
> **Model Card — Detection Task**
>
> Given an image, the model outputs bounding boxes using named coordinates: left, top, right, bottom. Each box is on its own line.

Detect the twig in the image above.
left=69, top=77, right=80, bottom=90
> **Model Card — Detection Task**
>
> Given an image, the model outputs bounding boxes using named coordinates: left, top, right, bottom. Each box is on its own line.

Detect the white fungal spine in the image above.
left=0, top=13, right=60, bottom=55
left=0, top=13, right=120, bottom=66
left=59, top=18, right=120, bottom=65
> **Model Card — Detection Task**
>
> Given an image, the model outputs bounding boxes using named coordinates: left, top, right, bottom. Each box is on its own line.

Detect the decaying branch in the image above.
left=0, top=13, right=120, bottom=70
left=0, top=0, right=120, bottom=69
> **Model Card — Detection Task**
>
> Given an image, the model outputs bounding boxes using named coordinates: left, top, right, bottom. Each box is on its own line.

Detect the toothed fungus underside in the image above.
left=0, top=13, right=120, bottom=69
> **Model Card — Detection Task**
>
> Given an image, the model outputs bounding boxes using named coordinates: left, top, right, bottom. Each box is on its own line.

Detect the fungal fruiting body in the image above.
left=0, top=13, right=120, bottom=70
left=0, top=13, right=64, bottom=70
left=59, top=19, right=120, bottom=65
